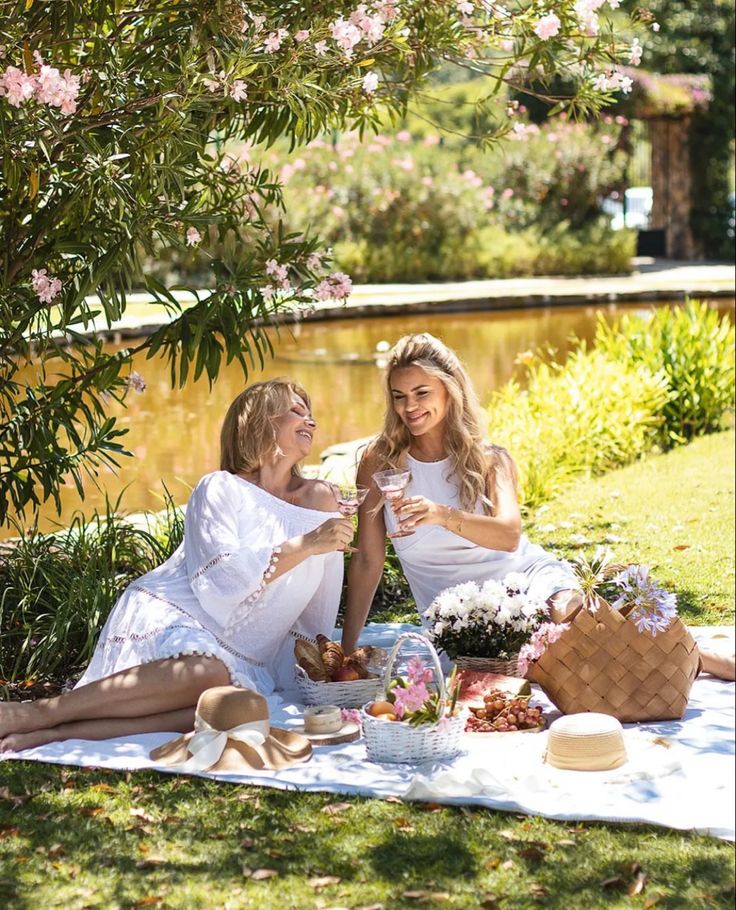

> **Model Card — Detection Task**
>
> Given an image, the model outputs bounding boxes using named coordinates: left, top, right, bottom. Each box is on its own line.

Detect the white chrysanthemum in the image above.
left=504, top=572, right=530, bottom=594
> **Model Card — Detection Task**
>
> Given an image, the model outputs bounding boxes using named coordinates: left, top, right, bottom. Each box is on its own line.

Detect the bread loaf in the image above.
left=294, top=639, right=327, bottom=682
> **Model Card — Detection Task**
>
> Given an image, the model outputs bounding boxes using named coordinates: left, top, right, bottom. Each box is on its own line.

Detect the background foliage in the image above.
left=0, top=0, right=645, bottom=524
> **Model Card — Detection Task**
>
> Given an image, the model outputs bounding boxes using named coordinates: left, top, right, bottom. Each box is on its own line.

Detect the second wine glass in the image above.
left=372, top=468, right=414, bottom=539
left=331, top=484, right=369, bottom=551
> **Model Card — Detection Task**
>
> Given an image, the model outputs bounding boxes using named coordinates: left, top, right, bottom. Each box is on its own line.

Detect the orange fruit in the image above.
left=367, top=700, right=395, bottom=717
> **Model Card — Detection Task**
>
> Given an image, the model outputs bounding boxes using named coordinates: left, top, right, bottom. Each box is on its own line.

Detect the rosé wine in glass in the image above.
left=331, top=484, right=368, bottom=550
left=372, top=469, right=414, bottom=538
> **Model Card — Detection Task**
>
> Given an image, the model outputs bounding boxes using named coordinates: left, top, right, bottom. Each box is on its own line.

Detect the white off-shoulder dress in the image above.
left=387, top=455, right=576, bottom=625
left=76, top=471, right=343, bottom=695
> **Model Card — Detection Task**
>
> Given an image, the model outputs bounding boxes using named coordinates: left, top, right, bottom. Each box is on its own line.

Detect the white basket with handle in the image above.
left=295, top=666, right=383, bottom=708
left=360, top=632, right=466, bottom=764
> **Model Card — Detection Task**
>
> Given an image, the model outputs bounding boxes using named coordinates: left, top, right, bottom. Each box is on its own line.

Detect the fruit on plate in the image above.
left=456, top=670, right=530, bottom=705
left=465, top=689, right=545, bottom=733
left=295, top=638, right=384, bottom=682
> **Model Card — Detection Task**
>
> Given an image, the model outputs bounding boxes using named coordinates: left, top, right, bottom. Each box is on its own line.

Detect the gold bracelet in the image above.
left=444, top=506, right=464, bottom=535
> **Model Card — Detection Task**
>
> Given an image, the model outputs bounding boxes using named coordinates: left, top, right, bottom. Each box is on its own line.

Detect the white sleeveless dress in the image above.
left=76, top=471, right=343, bottom=695
left=386, top=454, right=576, bottom=626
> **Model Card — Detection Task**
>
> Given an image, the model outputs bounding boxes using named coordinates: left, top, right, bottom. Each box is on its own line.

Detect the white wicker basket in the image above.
left=360, top=632, right=466, bottom=764
left=295, top=666, right=383, bottom=708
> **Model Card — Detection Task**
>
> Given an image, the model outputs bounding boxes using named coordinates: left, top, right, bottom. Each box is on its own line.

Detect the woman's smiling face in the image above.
left=272, top=394, right=316, bottom=458
left=389, top=365, right=449, bottom=437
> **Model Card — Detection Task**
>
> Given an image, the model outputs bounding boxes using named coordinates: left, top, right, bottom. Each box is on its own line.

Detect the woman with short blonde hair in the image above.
left=1, top=379, right=354, bottom=752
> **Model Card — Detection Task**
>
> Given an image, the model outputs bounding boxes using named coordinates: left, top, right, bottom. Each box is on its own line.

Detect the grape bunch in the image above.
left=465, top=689, right=545, bottom=733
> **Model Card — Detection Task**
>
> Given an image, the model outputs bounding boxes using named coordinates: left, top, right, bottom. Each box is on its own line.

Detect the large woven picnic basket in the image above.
left=526, top=597, right=700, bottom=723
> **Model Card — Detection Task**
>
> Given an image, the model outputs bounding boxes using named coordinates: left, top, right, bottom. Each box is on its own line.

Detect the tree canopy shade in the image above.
left=0, top=0, right=643, bottom=525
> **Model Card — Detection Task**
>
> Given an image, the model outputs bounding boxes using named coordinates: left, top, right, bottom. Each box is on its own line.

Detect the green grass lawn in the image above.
left=1, top=433, right=734, bottom=910
left=526, top=430, right=735, bottom=627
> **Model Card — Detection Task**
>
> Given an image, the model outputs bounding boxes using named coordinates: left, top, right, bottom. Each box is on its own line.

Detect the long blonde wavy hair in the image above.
left=220, top=378, right=311, bottom=476
left=369, top=333, right=504, bottom=513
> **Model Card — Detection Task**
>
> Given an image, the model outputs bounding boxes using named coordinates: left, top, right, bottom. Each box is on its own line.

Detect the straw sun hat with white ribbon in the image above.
left=150, top=686, right=312, bottom=772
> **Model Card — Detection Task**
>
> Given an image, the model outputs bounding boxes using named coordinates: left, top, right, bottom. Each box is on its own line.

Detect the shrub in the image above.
left=487, top=349, right=671, bottom=511
left=595, top=300, right=736, bottom=446
left=0, top=496, right=183, bottom=684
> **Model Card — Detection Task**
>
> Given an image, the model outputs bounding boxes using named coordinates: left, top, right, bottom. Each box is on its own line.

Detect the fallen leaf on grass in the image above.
left=644, top=894, right=665, bottom=908
left=555, top=839, right=576, bottom=848
left=248, top=868, right=279, bottom=881
left=501, top=860, right=515, bottom=870
left=356, top=904, right=384, bottom=910
left=309, top=876, right=341, bottom=890
left=394, top=817, right=415, bottom=831
left=321, top=802, right=352, bottom=816
left=480, top=894, right=503, bottom=909
left=518, top=846, right=546, bottom=862
left=90, top=783, right=116, bottom=793
left=132, top=898, right=163, bottom=907
left=498, top=829, right=516, bottom=840
left=485, top=858, right=501, bottom=870
left=129, top=807, right=156, bottom=824
left=384, top=796, right=403, bottom=804
left=673, top=544, right=690, bottom=551
left=0, top=788, right=31, bottom=807
left=421, top=803, right=443, bottom=812
left=600, top=876, right=626, bottom=890
left=294, top=824, right=317, bottom=834
left=135, top=857, right=167, bottom=869
left=529, top=883, right=548, bottom=899
left=628, top=872, right=648, bottom=896
left=240, top=837, right=256, bottom=849
left=401, top=891, right=450, bottom=902
left=79, top=807, right=105, bottom=817
left=48, top=844, right=64, bottom=858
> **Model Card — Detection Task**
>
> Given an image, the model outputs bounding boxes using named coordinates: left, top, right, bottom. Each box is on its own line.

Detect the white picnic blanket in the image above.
left=2, top=624, right=734, bottom=840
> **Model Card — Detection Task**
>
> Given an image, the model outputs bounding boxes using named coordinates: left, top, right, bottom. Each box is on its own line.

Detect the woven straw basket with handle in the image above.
left=526, top=597, right=701, bottom=723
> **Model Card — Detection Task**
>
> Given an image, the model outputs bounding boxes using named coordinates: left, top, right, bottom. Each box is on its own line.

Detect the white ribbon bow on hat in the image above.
left=180, top=713, right=269, bottom=771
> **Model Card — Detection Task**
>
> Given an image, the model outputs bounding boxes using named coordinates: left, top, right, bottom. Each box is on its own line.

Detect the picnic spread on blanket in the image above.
left=4, top=623, right=734, bottom=842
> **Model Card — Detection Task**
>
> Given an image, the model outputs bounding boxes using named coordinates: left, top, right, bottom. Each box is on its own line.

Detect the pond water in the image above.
left=7, top=299, right=734, bottom=536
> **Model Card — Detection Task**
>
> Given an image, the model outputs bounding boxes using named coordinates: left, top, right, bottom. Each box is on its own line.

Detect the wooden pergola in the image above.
left=624, top=70, right=712, bottom=260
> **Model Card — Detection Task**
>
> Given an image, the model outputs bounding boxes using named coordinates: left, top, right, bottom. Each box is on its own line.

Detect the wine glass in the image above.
left=331, top=484, right=369, bottom=551
left=372, top=468, right=414, bottom=538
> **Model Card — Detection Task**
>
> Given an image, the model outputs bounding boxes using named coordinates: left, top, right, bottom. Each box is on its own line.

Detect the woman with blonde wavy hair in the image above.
left=341, top=333, right=580, bottom=654
left=1, top=379, right=354, bottom=752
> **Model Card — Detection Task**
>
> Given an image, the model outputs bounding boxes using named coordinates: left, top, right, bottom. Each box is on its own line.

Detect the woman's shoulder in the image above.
left=482, top=442, right=514, bottom=464
left=295, top=477, right=338, bottom=513
left=190, top=470, right=251, bottom=503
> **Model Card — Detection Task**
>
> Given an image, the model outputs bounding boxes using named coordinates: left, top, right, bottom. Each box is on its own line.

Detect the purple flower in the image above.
left=612, top=565, right=677, bottom=636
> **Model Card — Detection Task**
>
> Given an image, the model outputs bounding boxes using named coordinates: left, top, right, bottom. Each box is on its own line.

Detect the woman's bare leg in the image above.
left=0, top=706, right=195, bottom=753
left=699, top=649, right=736, bottom=681
left=0, top=655, right=230, bottom=739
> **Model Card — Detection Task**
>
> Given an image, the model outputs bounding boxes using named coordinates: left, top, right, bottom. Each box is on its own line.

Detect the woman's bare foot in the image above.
left=0, top=700, right=44, bottom=738
left=699, top=649, right=736, bottom=681
left=0, top=726, right=61, bottom=753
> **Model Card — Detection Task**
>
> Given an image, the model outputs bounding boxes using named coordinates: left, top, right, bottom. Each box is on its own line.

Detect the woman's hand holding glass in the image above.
left=388, top=495, right=451, bottom=534
left=304, top=516, right=356, bottom=555
left=330, top=484, right=369, bottom=552
left=372, top=469, right=414, bottom=539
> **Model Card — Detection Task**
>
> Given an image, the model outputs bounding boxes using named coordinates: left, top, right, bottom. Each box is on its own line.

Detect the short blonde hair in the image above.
left=220, top=379, right=311, bottom=475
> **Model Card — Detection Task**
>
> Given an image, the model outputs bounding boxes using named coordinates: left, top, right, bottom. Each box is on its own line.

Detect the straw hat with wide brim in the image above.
left=150, top=686, right=312, bottom=773
left=544, top=712, right=674, bottom=774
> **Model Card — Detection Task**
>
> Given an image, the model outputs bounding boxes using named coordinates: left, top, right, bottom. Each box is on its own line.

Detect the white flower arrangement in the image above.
left=423, top=573, right=549, bottom=661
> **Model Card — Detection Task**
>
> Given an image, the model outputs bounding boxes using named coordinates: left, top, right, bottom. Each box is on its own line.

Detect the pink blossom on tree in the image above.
left=185, top=227, right=202, bottom=246
left=31, top=268, right=62, bottom=303
left=534, top=13, right=561, bottom=39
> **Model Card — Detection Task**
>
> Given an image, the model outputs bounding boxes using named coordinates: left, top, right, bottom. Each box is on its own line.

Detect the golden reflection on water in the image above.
left=6, top=301, right=733, bottom=535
